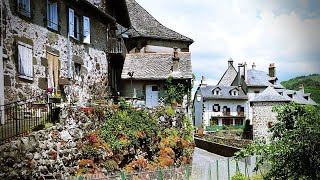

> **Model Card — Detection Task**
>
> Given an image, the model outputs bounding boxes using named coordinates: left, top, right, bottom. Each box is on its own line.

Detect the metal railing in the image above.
left=0, top=94, right=57, bottom=142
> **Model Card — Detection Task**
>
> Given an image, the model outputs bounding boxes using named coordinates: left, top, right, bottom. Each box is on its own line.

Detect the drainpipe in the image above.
left=67, top=33, right=71, bottom=104
left=0, top=0, right=5, bottom=124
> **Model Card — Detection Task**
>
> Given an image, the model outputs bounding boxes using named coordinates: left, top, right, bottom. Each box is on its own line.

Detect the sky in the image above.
left=135, top=0, right=320, bottom=88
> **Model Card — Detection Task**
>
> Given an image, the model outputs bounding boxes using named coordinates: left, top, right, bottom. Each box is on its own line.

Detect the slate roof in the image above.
left=282, top=90, right=318, bottom=106
left=217, top=59, right=238, bottom=86
left=246, top=69, right=275, bottom=87
left=121, top=53, right=192, bottom=80
left=125, top=0, right=194, bottom=43
left=199, top=86, right=247, bottom=100
left=251, top=86, right=291, bottom=102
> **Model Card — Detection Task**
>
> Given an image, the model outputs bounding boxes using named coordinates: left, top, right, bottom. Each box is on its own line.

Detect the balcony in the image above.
left=107, top=37, right=127, bottom=58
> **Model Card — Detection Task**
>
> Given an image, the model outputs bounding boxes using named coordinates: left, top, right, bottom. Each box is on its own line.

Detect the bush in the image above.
left=231, top=171, right=248, bottom=180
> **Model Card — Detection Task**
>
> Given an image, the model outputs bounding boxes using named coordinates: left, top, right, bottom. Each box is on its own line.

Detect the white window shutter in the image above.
left=18, top=43, right=33, bottom=79
left=83, top=16, right=90, bottom=44
left=69, top=8, right=74, bottom=37
left=52, top=2, right=58, bottom=30
left=27, top=46, right=33, bottom=78
left=18, top=44, right=24, bottom=76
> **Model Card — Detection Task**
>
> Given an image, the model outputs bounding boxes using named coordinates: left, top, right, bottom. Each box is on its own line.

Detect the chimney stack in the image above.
left=238, top=63, right=243, bottom=87
left=244, top=62, right=247, bottom=81
left=228, top=58, right=233, bottom=67
left=252, top=62, right=256, bottom=69
left=172, top=47, right=180, bottom=72
left=200, top=76, right=207, bottom=87
left=269, top=63, right=276, bottom=78
left=299, top=84, right=304, bottom=94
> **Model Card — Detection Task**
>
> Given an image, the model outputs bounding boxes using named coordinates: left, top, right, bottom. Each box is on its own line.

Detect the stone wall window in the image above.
left=213, top=104, right=220, bottom=112
left=74, top=63, right=81, bottom=81
left=18, top=42, right=33, bottom=81
left=17, top=0, right=31, bottom=17
left=47, top=1, right=58, bottom=31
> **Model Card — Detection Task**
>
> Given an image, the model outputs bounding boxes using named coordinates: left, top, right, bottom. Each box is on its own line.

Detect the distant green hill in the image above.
left=281, top=74, right=320, bottom=105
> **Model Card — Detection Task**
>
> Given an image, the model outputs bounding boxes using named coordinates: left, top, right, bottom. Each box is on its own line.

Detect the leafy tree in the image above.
left=235, top=103, right=320, bottom=179
left=164, top=76, right=187, bottom=104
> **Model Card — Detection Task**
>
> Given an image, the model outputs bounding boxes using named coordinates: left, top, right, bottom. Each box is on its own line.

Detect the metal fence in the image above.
left=72, top=157, right=259, bottom=180
left=0, top=95, right=57, bottom=143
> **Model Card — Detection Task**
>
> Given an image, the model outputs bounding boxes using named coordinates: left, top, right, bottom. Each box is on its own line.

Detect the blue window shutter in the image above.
left=69, top=8, right=74, bottom=37
left=83, top=16, right=90, bottom=44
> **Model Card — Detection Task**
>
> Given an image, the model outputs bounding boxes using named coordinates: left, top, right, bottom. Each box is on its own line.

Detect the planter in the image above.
left=82, top=107, right=95, bottom=113
left=49, top=97, right=61, bottom=103
left=197, top=129, right=204, bottom=135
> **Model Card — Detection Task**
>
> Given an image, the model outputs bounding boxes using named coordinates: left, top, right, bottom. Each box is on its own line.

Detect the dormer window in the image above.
left=288, top=94, right=293, bottom=98
left=230, top=88, right=239, bottom=96
left=303, top=96, right=309, bottom=101
left=212, top=87, right=221, bottom=95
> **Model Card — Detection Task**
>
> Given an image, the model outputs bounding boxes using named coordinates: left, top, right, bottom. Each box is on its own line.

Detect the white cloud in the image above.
left=136, top=0, right=320, bottom=84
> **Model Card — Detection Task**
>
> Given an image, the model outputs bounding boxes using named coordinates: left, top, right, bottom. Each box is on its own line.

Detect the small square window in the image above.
left=213, top=104, right=220, bottom=112
left=152, top=86, right=158, bottom=91
left=17, top=0, right=31, bottom=17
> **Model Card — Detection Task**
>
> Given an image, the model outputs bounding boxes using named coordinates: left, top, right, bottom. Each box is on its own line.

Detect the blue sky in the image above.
left=136, top=0, right=320, bottom=87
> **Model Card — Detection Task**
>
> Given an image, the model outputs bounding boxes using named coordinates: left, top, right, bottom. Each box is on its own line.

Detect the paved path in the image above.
left=191, top=148, right=256, bottom=180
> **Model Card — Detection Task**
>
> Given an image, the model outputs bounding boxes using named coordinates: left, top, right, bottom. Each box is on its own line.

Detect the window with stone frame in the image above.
left=17, top=0, right=31, bottom=17
left=74, top=63, right=81, bottom=81
left=47, top=0, right=58, bottom=31
left=18, top=42, right=33, bottom=80
left=213, top=104, right=220, bottom=112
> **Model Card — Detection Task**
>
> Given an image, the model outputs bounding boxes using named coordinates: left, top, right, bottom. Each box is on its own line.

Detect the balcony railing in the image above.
left=107, top=37, right=126, bottom=58
left=206, top=111, right=245, bottom=117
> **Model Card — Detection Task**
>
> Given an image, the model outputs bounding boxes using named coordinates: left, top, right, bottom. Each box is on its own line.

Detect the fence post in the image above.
left=236, top=160, right=239, bottom=172
left=15, top=102, right=18, bottom=135
left=245, top=158, right=247, bottom=177
left=216, top=160, right=219, bottom=180
left=186, top=165, right=189, bottom=180
left=208, top=164, right=211, bottom=180
left=227, top=157, right=230, bottom=180
left=121, top=171, right=125, bottom=180
left=158, top=167, right=163, bottom=180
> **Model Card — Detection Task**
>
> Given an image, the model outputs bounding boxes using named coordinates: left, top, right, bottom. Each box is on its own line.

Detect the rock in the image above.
left=26, top=153, right=34, bottom=160
left=60, top=130, right=72, bottom=142
left=34, top=152, right=42, bottom=160
left=57, top=125, right=64, bottom=132
left=39, top=165, right=49, bottom=174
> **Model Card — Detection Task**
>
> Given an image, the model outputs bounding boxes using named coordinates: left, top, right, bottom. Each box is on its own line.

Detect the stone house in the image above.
left=193, top=59, right=318, bottom=139
left=114, top=0, right=194, bottom=108
left=0, top=0, right=134, bottom=107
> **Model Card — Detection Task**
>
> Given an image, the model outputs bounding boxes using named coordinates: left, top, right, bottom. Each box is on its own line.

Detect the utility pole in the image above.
left=0, top=0, right=5, bottom=124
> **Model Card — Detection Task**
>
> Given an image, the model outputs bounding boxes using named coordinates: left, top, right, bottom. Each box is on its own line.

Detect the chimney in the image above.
left=228, top=58, right=234, bottom=67
left=299, top=84, right=304, bottom=94
left=252, top=62, right=256, bottom=69
left=244, top=62, right=247, bottom=81
left=172, top=47, right=180, bottom=72
left=238, top=63, right=243, bottom=87
left=269, top=63, right=276, bottom=78
left=200, top=76, right=207, bottom=87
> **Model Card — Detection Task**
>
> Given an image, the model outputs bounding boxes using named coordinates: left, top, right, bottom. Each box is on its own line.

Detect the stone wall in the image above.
left=0, top=107, right=92, bottom=179
left=2, top=0, right=110, bottom=104
left=252, top=102, right=287, bottom=139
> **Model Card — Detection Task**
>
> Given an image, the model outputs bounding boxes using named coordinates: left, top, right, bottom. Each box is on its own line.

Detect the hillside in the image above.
left=281, top=74, right=320, bottom=105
